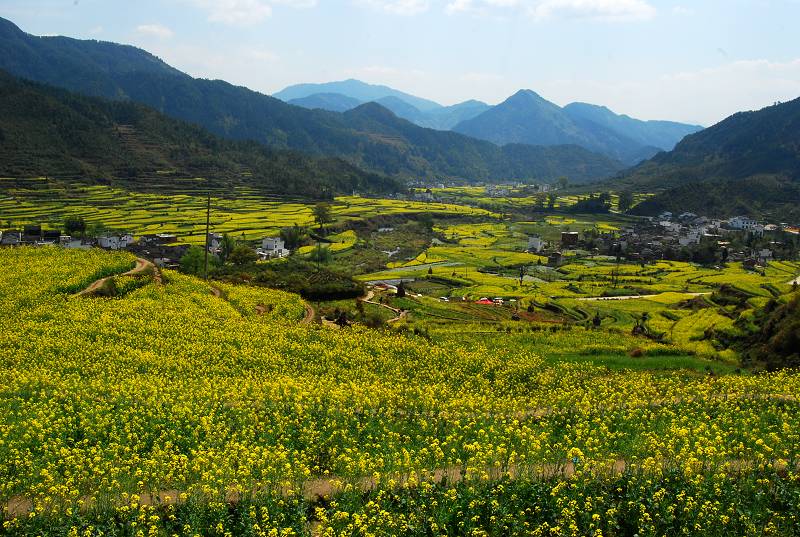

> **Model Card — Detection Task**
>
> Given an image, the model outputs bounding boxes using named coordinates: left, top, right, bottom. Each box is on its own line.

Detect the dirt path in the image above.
left=362, top=287, right=407, bottom=323
left=301, top=302, right=315, bottom=324
left=76, top=258, right=158, bottom=297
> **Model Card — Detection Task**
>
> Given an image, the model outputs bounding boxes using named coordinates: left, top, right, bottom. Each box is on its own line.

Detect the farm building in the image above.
left=548, top=251, right=564, bottom=267
left=258, top=237, right=290, bottom=259
left=561, top=232, right=579, bottom=247
left=98, top=234, right=134, bottom=250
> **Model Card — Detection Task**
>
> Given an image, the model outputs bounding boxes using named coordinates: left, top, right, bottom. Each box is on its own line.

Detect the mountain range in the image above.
left=615, top=97, right=800, bottom=221
left=0, top=70, right=398, bottom=197
left=278, top=79, right=491, bottom=130
left=0, top=16, right=624, bottom=185
left=453, top=90, right=703, bottom=165
left=276, top=82, right=702, bottom=165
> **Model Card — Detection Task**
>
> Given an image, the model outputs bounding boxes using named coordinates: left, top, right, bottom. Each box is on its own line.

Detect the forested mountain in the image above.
left=453, top=90, right=701, bottom=165
left=0, top=71, right=399, bottom=196
left=287, top=93, right=362, bottom=113
left=337, top=102, right=623, bottom=182
left=563, top=102, right=702, bottom=152
left=0, top=17, right=620, bottom=183
left=617, top=97, right=800, bottom=221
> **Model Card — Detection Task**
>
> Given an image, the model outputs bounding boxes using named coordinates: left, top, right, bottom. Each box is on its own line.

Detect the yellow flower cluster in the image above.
left=0, top=247, right=798, bottom=535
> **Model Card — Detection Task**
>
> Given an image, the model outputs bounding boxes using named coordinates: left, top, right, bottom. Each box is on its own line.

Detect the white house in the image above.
left=678, top=232, right=702, bottom=247
left=728, top=216, right=759, bottom=230
left=756, top=249, right=773, bottom=263
left=59, top=235, right=90, bottom=249
left=207, top=233, right=223, bottom=252
left=527, top=235, right=544, bottom=253
left=98, top=234, right=134, bottom=250
left=258, top=236, right=290, bottom=259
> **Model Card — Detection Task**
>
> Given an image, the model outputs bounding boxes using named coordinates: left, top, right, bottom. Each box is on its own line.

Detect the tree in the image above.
left=180, top=246, right=205, bottom=275
left=557, top=176, right=568, bottom=190
left=396, top=281, right=406, bottom=298
left=64, top=216, right=87, bottom=237
left=417, top=212, right=434, bottom=232
left=229, top=245, right=257, bottom=266
left=280, top=224, right=306, bottom=250
left=219, top=234, right=236, bottom=264
left=547, top=193, right=557, bottom=210
left=618, top=191, right=634, bottom=213
left=313, top=202, right=334, bottom=233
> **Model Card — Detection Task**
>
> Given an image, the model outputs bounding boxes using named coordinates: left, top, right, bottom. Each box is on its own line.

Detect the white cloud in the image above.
left=186, top=0, right=317, bottom=26
left=135, top=24, right=174, bottom=39
left=530, top=0, right=656, bottom=21
left=446, top=0, right=656, bottom=21
left=356, top=0, right=431, bottom=15
left=671, top=5, right=693, bottom=16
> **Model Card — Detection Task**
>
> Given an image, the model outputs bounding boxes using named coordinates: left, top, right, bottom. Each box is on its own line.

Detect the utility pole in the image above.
left=203, top=192, right=211, bottom=280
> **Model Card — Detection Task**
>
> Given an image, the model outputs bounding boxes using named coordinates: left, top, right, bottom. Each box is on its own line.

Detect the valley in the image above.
left=1, top=5, right=799, bottom=536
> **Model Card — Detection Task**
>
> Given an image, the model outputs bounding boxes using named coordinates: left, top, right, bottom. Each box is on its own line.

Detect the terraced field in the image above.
left=1, top=247, right=799, bottom=536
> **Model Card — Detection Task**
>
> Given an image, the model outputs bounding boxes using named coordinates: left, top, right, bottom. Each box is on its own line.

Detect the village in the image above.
left=525, top=211, right=800, bottom=269
left=2, top=208, right=799, bottom=276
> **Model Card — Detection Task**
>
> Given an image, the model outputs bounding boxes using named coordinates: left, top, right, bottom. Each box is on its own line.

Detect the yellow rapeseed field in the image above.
left=1, top=247, right=798, bottom=536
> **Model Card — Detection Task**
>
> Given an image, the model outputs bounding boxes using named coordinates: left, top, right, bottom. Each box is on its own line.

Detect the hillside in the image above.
left=619, top=97, right=800, bottom=219
left=0, top=18, right=620, bottom=183
left=287, top=92, right=362, bottom=112
left=0, top=71, right=399, bottom=196
left=339, top=102, right=624, bottom=182
left=563, top=102, right=702, bottom=152
left=453, top=90, right=701, bottom=165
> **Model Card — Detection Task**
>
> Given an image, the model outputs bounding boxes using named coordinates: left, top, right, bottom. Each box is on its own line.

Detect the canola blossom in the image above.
left=0, top=247, right=798, bottom=535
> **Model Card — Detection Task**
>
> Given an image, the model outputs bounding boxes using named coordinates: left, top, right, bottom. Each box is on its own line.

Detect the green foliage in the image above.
left=740, top=295, right=800, bottom=370
left=63, top=215, right=86, bottom=236
left=180, top=245, right=205, bottom=276
left=229, top=245, right=257, bottom=266
left=312, top=202, right=334, bottom=232
left=279, top=224, right=306, bottom=250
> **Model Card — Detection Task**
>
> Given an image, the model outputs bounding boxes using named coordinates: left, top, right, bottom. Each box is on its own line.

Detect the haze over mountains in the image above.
left=276, top=82, right=702, bottom=165
left=0, top=16, right=628, bottom=185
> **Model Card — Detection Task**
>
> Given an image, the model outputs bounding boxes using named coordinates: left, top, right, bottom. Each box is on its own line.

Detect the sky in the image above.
left=2, top=0, right=800, bottom=125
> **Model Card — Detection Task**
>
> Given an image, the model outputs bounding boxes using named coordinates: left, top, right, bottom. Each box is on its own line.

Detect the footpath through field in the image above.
left=75, top=258, right=159, bottom=297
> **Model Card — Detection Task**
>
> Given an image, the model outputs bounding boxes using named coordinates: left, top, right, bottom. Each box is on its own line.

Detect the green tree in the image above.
left=417, top=212, right=434, bottom=232
left=218, top=234, right=236, bottom=264
left=313, top=202, right=334, bottom=233
left=557, top=176, right=569, bottom=190
left=280, top=224, right=306, bottom=250
left=180, top=246, right=205, bottom=275
left=618, top=191, right=634, bottom=213
left=229, top=245, right=257, bottom=266
left=547, top=193, right=557, bottom=209
left=64, top=216, right=87, bottom=237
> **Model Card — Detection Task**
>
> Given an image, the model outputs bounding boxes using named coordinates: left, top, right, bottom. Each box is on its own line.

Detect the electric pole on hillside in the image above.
left=203, top=192, right=211, bottom=280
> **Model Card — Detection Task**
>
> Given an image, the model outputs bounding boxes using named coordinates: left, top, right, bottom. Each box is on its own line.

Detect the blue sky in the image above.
left=2, top=0, right=800, bottom=125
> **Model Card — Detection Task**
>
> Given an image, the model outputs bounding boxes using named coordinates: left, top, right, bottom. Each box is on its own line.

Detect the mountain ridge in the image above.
left=0, top=16, right=622, bottom=184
